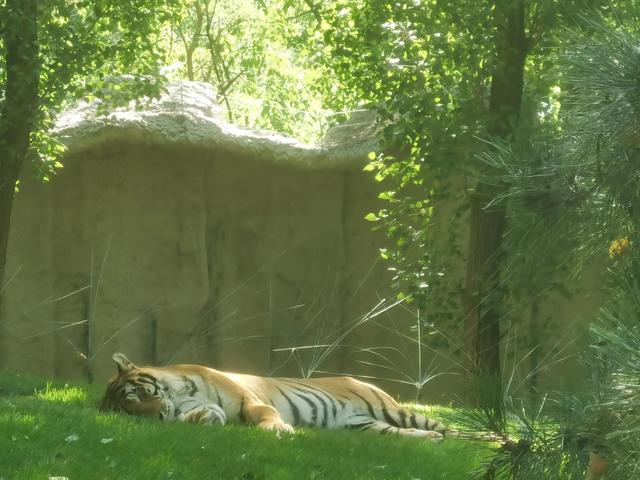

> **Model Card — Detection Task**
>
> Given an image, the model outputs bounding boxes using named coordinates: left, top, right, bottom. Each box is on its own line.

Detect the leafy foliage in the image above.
left=0, top=0, right=180, bottom=179
left=306, top=1, right=640, bottom=316
left=441, top=15, right=640, bottom=479
left=306, top=0, right=498, bottom=313
left=585, top=260, right=640, bottom=478
left=167, top=0, right=329, bottom=142
left=484, top=15, right=640, bottom=302
left=444, top=255, right=640, bottom=479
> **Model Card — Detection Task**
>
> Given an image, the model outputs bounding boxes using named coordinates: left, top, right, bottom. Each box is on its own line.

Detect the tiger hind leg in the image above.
left=346, top=414, right=444, bottom=442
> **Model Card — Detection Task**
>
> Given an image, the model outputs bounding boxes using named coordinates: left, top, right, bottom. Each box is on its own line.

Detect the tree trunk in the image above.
left=463, top=0, right=527, bottom=407
left=0, top=0, right=40, bottom=292
left=0, top=163, right=20, bottom=286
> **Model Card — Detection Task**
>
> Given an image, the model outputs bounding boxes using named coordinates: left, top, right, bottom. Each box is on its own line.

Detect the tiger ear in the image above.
left=112, top=353, right=137, bottom=375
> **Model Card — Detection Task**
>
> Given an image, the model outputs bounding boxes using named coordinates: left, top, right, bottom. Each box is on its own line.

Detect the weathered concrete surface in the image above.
left=0, top=81, right=605, bottom=401
left=1, top=81, right=426, bottom=396
left=2, top=141, right=393, bottom=383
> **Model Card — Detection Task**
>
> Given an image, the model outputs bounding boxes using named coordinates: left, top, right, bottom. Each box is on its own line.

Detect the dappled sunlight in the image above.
left=4, top=0, right=640, bottom=477
left=15, top=413, right=37, bottom=426
left=95, top=413, right=125, bottom=426
left=0, top=375, right=487, bottom=480
left=36, top=384, right=87, bottom=403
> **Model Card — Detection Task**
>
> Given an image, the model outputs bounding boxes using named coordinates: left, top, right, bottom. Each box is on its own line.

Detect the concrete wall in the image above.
left=1, top=141, right=423, bottom=390
left=0, top=138, right=608, bottom=402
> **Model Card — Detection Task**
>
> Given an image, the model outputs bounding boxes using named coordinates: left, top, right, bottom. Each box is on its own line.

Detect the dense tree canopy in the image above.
left=165, top=0, right=328, bottom=141
left=295, top=1, right=640, bottom=396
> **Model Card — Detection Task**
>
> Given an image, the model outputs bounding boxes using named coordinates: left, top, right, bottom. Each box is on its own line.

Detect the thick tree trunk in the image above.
left=0, top=0, right=40, bottom=292
left=464, top=0, right=527, bottom=406
left=0, top=163, right=20, bottom=285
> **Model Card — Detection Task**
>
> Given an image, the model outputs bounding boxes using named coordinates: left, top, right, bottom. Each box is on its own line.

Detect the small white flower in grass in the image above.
left=100, top=438, right=114, bottom=444
left=65, top=434, right=80, bottom=443
left=48, top=477, right=69, bottom=480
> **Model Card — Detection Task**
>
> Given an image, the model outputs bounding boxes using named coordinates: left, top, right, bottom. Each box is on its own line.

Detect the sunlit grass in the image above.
left=0, top=372, right=492, bottom=479
left=37, top=384, right=87, bottom=403
left=14, top=413, right=36, bottom=426
left=0, top=371, right=65, bottom=396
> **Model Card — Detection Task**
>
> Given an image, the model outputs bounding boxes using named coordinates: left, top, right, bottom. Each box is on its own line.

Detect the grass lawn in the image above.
left=0, top=372, right=492, bottom=479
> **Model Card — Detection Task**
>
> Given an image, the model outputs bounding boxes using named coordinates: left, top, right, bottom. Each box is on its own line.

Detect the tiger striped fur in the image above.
left=100, top=353, right=449, bottom=442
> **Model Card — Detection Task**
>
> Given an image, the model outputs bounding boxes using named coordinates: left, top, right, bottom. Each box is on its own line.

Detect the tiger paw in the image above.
left=424, top=431, right=444, bottom=442
left=259, top=421, right=295, bottom=436
left=404, top=429, right=444, bottom=442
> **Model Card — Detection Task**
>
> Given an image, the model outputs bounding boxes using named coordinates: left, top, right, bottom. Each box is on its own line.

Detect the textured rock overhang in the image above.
left=53, top=81, right=378, bottom=171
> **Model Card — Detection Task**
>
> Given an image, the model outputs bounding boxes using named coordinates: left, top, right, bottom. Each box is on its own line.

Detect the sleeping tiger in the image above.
left=100, top=353, right=450, bottom=442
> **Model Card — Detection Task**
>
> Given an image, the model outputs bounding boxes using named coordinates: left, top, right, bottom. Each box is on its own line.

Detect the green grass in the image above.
left=0, top=373, right=491, bottom=480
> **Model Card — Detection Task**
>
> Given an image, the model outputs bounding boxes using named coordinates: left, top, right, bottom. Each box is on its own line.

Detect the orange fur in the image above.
left=100, top=353, right=448, bottom=440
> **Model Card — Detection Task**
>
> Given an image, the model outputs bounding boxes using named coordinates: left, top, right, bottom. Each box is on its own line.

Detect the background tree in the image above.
left=446, top=12, right=640, bottom=479
left=304, top=0, right=640, bottom=408
left=302, top=0, right=528, bottom=409
left=463, top=1, right=526, bottom=412
left=0, top=0, right=181, bottom=293
left=0, top=0, right=39, bottom=293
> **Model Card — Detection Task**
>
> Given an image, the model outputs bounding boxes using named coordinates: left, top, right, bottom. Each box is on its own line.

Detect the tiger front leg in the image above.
left=243, top=402, right=294, bottom=434
left=178, top=403, right=227, bottom=426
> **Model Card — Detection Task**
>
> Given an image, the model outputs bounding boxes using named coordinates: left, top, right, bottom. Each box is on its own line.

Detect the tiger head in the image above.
left=99, top=353, right=175, bottom=420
